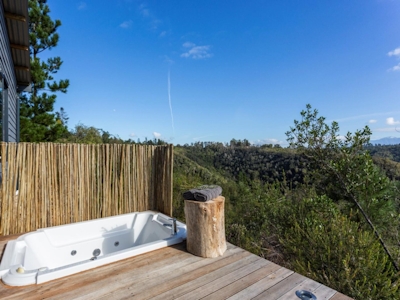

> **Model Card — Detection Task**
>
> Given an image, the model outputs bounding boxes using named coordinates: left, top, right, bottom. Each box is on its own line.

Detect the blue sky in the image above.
left=45, top=0, right=400, bottom=145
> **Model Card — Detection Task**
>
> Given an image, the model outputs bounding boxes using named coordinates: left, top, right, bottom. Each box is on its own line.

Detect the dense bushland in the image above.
left=172, top=106, right=400, bottom=299
left=173, top=158, right=400, bottom=299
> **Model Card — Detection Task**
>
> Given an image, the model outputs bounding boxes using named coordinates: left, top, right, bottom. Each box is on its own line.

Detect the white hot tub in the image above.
left=0, top=211, right=186, bottom=286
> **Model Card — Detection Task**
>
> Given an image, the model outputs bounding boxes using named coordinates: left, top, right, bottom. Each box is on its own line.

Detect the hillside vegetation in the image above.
left=172, top=106, right=400, bottom=300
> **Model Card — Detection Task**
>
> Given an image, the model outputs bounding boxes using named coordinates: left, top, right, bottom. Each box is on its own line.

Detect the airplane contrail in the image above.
left=168, top=70, right=175, bottom=136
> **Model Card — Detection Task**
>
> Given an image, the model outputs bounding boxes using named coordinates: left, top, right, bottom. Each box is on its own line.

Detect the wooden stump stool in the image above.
left=184, top=196, right=227, bottom=258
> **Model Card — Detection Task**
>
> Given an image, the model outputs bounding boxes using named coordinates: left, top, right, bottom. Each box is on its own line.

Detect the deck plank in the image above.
left=0, top=234, right=352, bottom=300
left=1, top=243, right=190, bottom=300
left=201, top=261, right=282, bottom=300
left=252, top=272, right=307, bottom=300
left=173, top=257, right=270, bottom=300
left=51, top=243, right=207, bottom=300
left=226, top=267, right=294, bottom=300
left=101, top=248, right=257, bottom=300
left=150, top=248, right=259, bottom=300
left=312, top=283, right=339, bottom=299
left=276, top=277, right=322, bottom=300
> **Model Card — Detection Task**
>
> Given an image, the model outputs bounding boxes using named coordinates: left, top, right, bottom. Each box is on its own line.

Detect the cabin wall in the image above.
left=0, top=3, right=19, bottom=142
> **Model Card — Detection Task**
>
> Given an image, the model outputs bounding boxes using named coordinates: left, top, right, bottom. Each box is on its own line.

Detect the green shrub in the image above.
left=281, top=196, right=399, bottom=299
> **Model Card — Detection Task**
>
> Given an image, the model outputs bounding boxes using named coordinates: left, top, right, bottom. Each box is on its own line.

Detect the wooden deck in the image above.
left=0, top=234, right=352, bottom=300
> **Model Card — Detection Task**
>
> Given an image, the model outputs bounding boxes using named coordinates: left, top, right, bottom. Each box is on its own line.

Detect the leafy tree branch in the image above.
left=286, top=104, right=399, bottom=271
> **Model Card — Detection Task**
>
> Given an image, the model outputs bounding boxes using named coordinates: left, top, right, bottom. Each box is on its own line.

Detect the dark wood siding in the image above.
left=0, top=3, right=19, bottom=142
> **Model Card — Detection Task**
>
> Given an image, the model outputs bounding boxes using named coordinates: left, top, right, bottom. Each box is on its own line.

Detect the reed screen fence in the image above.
left=0, top=143, right=173, bottom=235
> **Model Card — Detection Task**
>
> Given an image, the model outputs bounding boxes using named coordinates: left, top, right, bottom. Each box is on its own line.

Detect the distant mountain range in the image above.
left=370, top=136, right=400, bottom=145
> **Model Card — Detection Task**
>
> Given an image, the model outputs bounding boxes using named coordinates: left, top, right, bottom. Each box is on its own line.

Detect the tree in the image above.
left=68, top=124, right=102, bottom=144
left=19, top=0, right=70, bottom=142
left=100, top=129, right=123, bottom=144
left=285, top=104, right=399, bottom=271
left=55, top=107, right=68, bottom=127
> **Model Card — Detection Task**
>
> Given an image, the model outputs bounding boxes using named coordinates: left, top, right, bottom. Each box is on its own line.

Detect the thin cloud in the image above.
left=159, top=31, right=167, bottom=38
left=138, top=3, right=161, bottom=30
left=140, top=8, right=150, bottom=17
left=120, top=20, right=133, bottom=28
left=138, top=3, right=150, bottom=17
left=153, top=132, right=162, bottom=139
left=374, top=127, right=397, bottom=132
left=369, top=119, right=377, bottom=124
left=388, top=63, right=400, bottom=72
left=183, top=42, right=196, bottom=48
left=386, top=117, right=400, bottom=125
left=253, top=139, right=284, bottom=145
left=388, top=47, right=400, bottom=57
left=192, top=135, right=214, bottom=141
left=329, top=111, right=400, bottom=123
left=264, top=139, right=281, bottom=144
left=150, top=19, right=162, bottom=30
left=388, top=47, right=400, bottom=71
left=77, top=2, right=87, bottom=10
left=181, top=42, right=213, bottom=59
left=129, top=133, right=136, bottom=138
left=164, top=55, right=174, bottom=65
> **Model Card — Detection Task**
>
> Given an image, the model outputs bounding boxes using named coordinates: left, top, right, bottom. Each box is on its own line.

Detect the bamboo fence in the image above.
left=0, top=142, right=173, bottom=235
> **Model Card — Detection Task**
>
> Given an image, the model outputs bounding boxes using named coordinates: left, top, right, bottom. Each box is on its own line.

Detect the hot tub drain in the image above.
left=90, top=248, right=101, bottom=260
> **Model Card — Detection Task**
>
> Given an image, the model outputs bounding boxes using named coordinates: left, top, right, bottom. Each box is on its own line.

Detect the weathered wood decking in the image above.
left=0, top=234, right=352, bottom=300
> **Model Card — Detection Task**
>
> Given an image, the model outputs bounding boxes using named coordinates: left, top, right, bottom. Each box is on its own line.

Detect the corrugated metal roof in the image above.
left=2, top=0, right=30, bottom=90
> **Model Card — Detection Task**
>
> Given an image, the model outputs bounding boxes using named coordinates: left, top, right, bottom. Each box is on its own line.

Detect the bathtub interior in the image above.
left=1, top=211, right=185, bottom=274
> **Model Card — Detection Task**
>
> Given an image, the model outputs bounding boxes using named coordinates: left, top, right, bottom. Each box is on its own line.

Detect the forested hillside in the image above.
left=182, top=144, right=306, bottom=185
left=366, top=143, right=400, bottom=162
left=175, top=140, right=400, bottom=185
left=172, top=107, right=400, bottom=300
left=173, top=145, right=400, bottom=299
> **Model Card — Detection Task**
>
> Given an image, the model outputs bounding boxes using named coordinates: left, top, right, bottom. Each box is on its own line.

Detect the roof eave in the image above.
left=3, top=0, right=31, bottom=91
